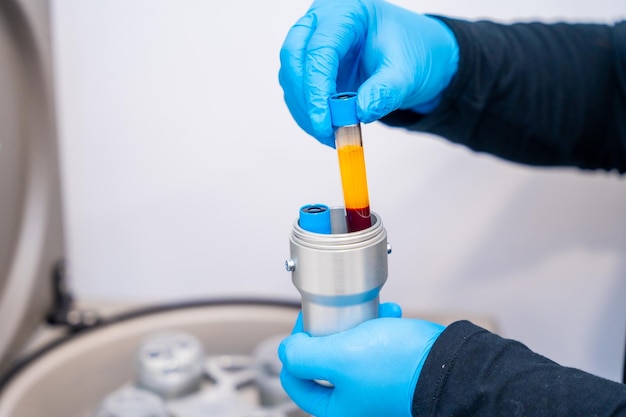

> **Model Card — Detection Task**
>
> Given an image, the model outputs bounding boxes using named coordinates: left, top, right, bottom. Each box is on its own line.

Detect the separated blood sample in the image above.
left=329, top=92, right=372, bottom=232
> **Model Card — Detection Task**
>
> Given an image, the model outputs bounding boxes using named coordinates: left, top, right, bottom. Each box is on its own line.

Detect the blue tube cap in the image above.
left=329, top=92, right=359, bottom=127
left=299, top=204, right=331, bottom=234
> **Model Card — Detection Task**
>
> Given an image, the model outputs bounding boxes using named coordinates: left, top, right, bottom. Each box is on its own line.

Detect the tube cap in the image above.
left=329, top=92, right=359, bottom=127
left=299, top=204, right=331, bottom=234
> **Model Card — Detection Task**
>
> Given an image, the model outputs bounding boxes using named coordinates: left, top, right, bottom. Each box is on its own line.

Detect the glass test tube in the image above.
left=329, top=93, right=372, bottom=233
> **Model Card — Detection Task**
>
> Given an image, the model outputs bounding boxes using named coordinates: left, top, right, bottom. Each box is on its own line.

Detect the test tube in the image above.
left=298, top=204, right=332, bottom=234
left=329, top=92, right=372, bottom=233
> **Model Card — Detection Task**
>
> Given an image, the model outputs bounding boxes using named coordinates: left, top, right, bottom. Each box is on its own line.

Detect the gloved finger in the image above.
left=279, top=332, right=341, bottom=382
left=358, top=12, right=460, bottom=120
left=357, top=64, right=409, bottom=123
left=280, top=368, right=331, bottom=416
left=291, top=311, right=304, bottom=334
left=379, top=302, right=403, bottom=318
left=304, top=13, right=366, bottom=143
left=279, top=15, right=318, bottom=140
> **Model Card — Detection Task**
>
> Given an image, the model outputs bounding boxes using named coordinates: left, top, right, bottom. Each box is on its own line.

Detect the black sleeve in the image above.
left=412, top=321, right=626, bottom=417
left=381, top=19, right=626, bottom=173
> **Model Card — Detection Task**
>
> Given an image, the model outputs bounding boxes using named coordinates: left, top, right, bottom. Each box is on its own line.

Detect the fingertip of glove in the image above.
left=293, top=13, right=316, bottom=30
left=357, top=87, right=401, bottom=123
left=278, top=335, right=293, bottom=364
left=278, top=339, right=287, bottom=363
left=318, top=135, right=336, bottom=148
left=380, top=302, right=403, bottom=318
left=309, top=112, right=335, bottom=147
left=278, top=332, right=309, bottom=364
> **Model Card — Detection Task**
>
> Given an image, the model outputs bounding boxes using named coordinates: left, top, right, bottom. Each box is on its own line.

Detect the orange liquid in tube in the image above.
left=337, top=141, right=371, bottom=233
left=330, top=92, right=372, bottom=233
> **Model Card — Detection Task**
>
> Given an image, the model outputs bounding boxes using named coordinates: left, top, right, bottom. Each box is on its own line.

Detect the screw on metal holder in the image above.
left=285, top=259, right=296, bottom=272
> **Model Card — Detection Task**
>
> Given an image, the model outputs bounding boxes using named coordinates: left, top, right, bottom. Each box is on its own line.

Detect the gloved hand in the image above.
left=278, top=308, right=445, bottom=417
left=279, top=0, right=459, bottom=147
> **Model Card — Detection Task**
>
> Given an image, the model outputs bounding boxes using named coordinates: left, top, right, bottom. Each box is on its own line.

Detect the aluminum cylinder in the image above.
left=287, top=207, right=388, bottom=336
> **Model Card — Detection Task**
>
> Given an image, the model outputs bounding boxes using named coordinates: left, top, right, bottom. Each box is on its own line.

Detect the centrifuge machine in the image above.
left=0, top=2, right=307, bottom=416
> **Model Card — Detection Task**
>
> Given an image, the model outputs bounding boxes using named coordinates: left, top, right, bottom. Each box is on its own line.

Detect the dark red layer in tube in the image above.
left=346, top=206, right=371, bottom=233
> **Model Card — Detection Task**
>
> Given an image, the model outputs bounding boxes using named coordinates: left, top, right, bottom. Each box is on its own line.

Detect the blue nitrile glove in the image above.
left=279, top=310, right=445, bottom=417
left=279, top=0, right=459, bottom=147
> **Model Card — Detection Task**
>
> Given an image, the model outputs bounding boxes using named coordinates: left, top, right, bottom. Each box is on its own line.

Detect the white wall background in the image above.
left=52, top=0, right=626, bottom=382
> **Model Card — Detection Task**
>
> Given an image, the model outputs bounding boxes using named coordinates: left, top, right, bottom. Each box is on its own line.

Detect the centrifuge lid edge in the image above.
left=0, top=0, right=66, bottom=373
